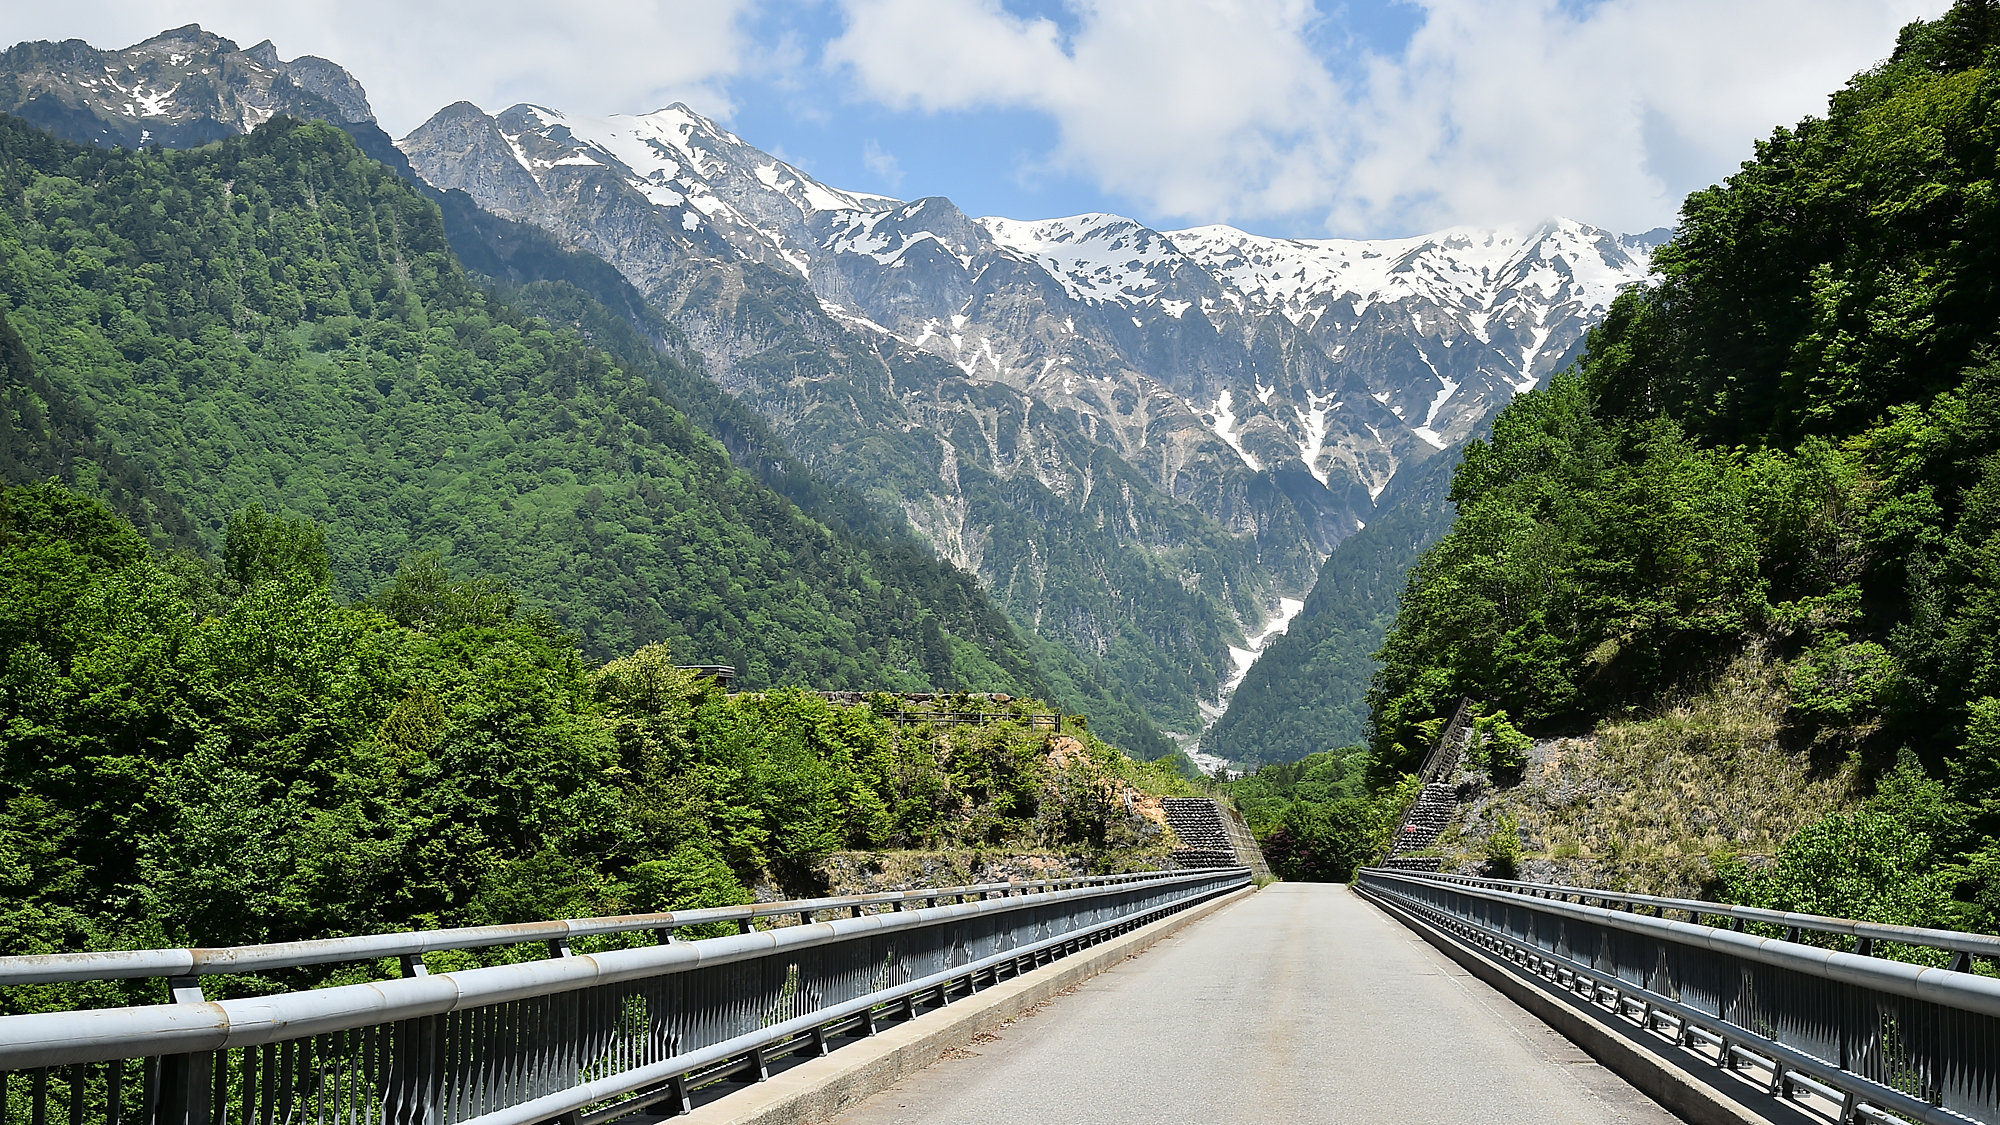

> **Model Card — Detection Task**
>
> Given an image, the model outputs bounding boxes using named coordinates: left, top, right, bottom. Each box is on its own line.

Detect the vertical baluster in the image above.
left=519, top=1000, right=532, bottom=1105
left=67, top=1066, right=84, bottom=1125
left=239, top=1049, right=256, bottom=1125
left=142, top=1057, right=158, bottom=1125
left=283, top=1041, right=298, bottom=1125
left=502, top=1002, right=514, bottom=1112
left=471, top=1007, right=487, bottom=1122
left=511, top=1002, right=525, bottom=1110
left=210, top=1052, right=226, bottom=1125
left=31, top=1069, right=46, bottom=1125
left=442, top=1014, right=458, bottom=1125
left=258, top=1046, right=274, bottom=1125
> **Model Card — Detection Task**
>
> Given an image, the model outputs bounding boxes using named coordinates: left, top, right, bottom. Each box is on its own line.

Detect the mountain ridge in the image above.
left=0, top=27, right=1658, bottom=753
left=397, top=96, right=1657, bottom=741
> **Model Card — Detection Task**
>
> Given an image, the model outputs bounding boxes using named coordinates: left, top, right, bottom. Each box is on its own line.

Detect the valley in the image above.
left=0, top=24, right=1663, bottom=757
left=393, top=96, right=1657, bottom=746
left=4, top=0, right=2000, bottom=989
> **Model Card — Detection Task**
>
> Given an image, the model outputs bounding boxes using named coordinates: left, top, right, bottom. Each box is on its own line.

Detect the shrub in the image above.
left=1485, top=813, right=1523, bottom=878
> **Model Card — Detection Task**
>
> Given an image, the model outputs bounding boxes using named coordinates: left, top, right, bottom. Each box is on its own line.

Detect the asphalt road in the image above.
left=825, top=882, right=1685, bottom=1125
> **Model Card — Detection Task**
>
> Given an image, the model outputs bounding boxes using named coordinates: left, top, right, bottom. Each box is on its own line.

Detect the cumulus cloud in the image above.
left=862, top=138, right=905, bottom=187
left=825, top=0, right=1946, bottom=234
left=14, top=0, right=1953, bottom=234
left=5, top=0, right=759, bottom=136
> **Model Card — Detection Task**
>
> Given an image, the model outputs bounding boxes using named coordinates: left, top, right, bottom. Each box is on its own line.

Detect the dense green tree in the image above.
left=223, top=504, right=330, bottom=587
left=0, top=482, right=1190, bottom=1009
left=1366, top=0, right=2000, bottom=925
left=0, top=111, right=1045, bottom=697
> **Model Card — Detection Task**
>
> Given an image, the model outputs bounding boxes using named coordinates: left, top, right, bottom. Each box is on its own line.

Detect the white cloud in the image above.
left=824, top=0, right=1947, bottom=235
left=4, top=0, right=759, bottom=136
left=862, top=138, right=904, bottom=187
left=12, top=0, right=1955, bottom=235
left=1336, top=0, right=1945, bottom=233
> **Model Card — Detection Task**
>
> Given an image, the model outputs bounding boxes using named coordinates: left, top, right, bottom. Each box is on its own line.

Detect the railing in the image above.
left=1358, top=868, right=2000, bottom=1125
left=1417, top=696, right=1477, bottom=786
left=0, top=872, right=1176, bottom=989
left=0, top=868, right=1248, bottom=1125
left=884, top=711, right=1058, bottom=729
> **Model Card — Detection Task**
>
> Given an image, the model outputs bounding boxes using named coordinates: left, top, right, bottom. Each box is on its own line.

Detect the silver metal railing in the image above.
left=0, top=868, right=1249, bottom=1125
left=1396, top=869, right=2000, bottom=967
left=0, top=871, right=1189, bottom=988
left=1358, top=867, right=2000, bottom=1125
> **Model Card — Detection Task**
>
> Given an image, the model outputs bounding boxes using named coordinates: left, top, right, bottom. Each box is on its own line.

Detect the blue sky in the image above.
left=719, top=1, right=1433, bottom=226
left=23, top=0, right=1949, bottom=238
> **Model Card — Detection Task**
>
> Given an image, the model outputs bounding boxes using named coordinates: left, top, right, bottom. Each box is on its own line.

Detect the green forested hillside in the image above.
left=0, top=481, right=1185, bottom=1002
left=389, top=160, right=1178, bottom=757
left=1367, top=0, right=2000, bottom=924
left=1204, top=448, right=1461, bottom=765
left=0, top=113, right=1044, bottom=694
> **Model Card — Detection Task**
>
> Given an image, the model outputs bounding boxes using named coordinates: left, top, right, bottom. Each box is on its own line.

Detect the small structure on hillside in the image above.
left=678, top=665, right=738, bottom=689
left=1382, top=696, right=1478, bottom=871
left=1162, top=797, right=1273, bottom=878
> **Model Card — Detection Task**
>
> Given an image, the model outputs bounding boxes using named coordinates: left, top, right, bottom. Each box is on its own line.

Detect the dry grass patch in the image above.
left=1440, top=643, right=1862, bottom=897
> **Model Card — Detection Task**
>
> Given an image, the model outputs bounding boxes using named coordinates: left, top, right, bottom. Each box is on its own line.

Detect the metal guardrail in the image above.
left=1358, top=868, right=2000, bottom=1125
left=0, top=871, right=1176, bottom=988
left=883, top=711, right=1058, bottom=729
left=0, top=868, right=1249, bottom=1125
left=1403, top=869, right=2000, bottom=967
left=1417, top=696, right=1477, bottom=786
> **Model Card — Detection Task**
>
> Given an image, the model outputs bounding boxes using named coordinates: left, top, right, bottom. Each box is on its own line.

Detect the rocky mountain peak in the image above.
left=0, top=26, right=374, bottom=150
left=398, top=98, right=1655, bottom=546
left=392, top=95, right=1662, bottom=736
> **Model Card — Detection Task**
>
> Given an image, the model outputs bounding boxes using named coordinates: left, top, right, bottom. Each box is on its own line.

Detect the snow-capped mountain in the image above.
left=0, top=25, right=374, bottom=149
left=401, top=102, right=1652, bottom=521
left=397, top=98, right=1656, bottom=734
left=0, top=21, right=1659, bottom=747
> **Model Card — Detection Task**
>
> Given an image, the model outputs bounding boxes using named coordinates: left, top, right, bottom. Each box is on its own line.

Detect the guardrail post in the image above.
left=148, top=978, right=212, bottom=1125
left=667, top=1073, right=692, bottom=1114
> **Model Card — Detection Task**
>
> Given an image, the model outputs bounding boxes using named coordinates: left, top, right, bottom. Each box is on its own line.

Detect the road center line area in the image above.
left=825, top=883, right=1686, bottom=1125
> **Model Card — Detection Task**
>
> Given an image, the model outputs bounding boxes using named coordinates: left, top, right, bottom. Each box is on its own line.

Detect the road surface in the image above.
left=827, top=882, right=1685, bottom=1125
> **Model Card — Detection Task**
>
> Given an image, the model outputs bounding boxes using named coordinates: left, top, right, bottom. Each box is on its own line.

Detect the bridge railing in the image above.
left=0, top=868, right=1248, bottom=1125
left=0, top=870, right=1187, bottom=989
left=1357, top=867, right=2000, bottom=1125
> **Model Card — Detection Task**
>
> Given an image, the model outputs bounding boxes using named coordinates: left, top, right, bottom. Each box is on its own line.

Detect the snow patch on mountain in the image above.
left=1195, top=595, right=1311, bottom=756
left=1162, top=219, right=1651, bottom=320
left=1295, top=391, right=1338, bottom=487
left=1203, top=390, right=1260, bottom=471
left=979, top=214, right=1182, bottom=305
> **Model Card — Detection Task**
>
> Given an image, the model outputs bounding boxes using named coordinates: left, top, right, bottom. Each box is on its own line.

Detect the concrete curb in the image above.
left=1356, top=884, right=1780, bottom=1125
left=678, top=883, right=1260, bottom=1125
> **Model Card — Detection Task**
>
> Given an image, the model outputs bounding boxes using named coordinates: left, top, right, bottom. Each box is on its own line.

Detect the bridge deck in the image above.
left=827, top=883, right=1682, bottom=1125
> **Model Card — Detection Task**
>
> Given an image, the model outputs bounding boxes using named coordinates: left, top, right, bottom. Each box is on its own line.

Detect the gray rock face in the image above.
left=397, top=99, right=1658, bottom=733
left=0, top=25, right=374, bottom=149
